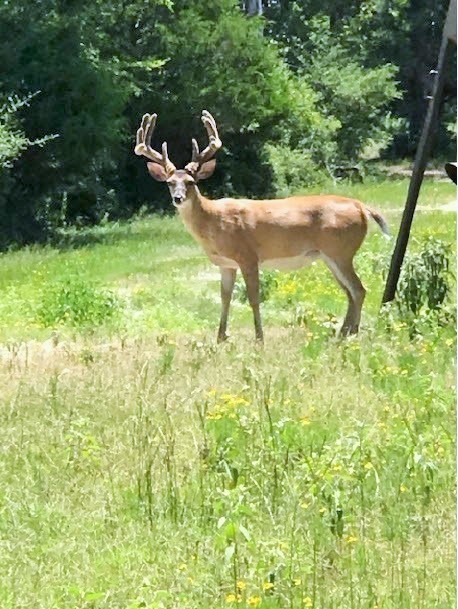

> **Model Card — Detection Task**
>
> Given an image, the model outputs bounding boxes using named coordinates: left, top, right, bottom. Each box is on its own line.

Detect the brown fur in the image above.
left=135, top=110, right=389, bottom=342
left=174, top=185, right=388, bottom=342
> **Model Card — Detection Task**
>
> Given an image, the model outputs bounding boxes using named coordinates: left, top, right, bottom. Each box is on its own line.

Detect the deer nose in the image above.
left=173, top=196, right=184, bottom=205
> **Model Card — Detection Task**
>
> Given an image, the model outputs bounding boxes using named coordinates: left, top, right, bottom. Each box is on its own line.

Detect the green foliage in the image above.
left=262, top=143, right=326, bottom=196
left=1, top=256, right=455, bottom=608
left=122, top=1, right=332, bottom=199
left=0, top=1, right=127, bottom=246
left=264, top=0, right=455, bottom=157
left=394, top=237, right=455, bottom=335
left=234, top=271, right=278, bottom=304
left=0, top=182, right=455, bottom=607
left=0, top=0, right=454, bottom=247
left=0, top=96, right=36, bottom=167
left=36, top=276, right=121, bottom=328
left=305, top=40, right=402, bottom=161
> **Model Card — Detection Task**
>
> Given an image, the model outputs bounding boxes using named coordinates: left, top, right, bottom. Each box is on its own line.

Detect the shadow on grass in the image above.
left=49, top=211, right=186, bottom=251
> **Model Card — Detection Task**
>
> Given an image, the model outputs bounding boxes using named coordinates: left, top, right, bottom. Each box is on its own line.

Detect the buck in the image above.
left=134, top=111, right=389, bottom=343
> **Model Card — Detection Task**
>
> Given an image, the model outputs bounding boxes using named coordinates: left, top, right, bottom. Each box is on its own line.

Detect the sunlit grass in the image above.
left=0, top=178, right=455, bottom=609
left=0, top=178, right=454, bottom=342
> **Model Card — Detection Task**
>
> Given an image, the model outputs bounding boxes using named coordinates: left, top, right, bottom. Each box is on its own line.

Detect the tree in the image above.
left=263, top=0, right=455, bottom=157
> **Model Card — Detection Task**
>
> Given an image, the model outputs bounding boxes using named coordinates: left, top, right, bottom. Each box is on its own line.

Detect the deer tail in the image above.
left=366, top=206, right=390, bottom=239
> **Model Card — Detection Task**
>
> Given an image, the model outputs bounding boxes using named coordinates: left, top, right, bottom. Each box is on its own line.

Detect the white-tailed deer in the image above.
left=135, top=111, right=389, bottom=343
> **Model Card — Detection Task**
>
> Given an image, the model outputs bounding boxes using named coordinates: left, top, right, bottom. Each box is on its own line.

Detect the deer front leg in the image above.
left=217, top=268, right=237, bottom=343
left=240, top=265, right=264, bottom=342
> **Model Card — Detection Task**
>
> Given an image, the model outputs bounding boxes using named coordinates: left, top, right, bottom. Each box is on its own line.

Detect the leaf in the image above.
left=223, top=522, right=237, bottom=541
left=225, top=544, right=236, bottom=562
left=239, top=524, right=251, bottom=541
left=84, top=591, right=105, bottom=601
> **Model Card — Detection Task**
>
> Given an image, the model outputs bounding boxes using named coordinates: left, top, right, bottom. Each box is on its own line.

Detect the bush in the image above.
left=233, top=271, right=278, bottom=304
left=262, top=143, right=326, bottom=196
left=395, top=237, right=454, bottom=335
left=36, top=276, right=121, bottom=328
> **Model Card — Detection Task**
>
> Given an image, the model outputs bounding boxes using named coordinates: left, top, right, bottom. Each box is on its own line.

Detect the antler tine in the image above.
left=185, top=110, right=222, bottom=174
left=143, top=113, right=156, bottom=149
left=191, top=138, right=200, bottom=162
left=134, top=113, right=176, bottom=173
left=161, top=141, right=175, bottom=173
left=198, top=110, right=222, bottom=163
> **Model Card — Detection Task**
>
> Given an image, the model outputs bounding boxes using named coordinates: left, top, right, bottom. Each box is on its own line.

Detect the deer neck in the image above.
left=177, top=184, right=209, bottom=223
left=177, top=184, right=213, bottom=240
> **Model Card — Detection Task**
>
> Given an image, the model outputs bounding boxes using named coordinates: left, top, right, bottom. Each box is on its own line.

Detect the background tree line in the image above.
left=0, top=0, right=455, bottom=247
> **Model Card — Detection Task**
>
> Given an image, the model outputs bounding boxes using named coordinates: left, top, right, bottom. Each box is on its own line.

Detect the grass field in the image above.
left=0, top=178, right=456, bottom=609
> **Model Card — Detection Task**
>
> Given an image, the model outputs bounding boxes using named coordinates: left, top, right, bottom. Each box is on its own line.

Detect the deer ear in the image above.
left=147, top=162, right=168, bottom=182
left=196, top=159, right=216, bottom=181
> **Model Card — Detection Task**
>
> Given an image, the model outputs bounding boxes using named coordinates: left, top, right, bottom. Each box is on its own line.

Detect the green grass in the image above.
left=0, top=178, right=455, bottom=609
left=0, top=179, right=454, bottom=342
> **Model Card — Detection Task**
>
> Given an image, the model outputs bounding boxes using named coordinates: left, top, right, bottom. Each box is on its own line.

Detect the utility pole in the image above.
left=381, top=0, right=456, bottom=304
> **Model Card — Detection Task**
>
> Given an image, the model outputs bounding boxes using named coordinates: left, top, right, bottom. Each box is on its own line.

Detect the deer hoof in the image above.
left=340, top=324, right=359, bottom=337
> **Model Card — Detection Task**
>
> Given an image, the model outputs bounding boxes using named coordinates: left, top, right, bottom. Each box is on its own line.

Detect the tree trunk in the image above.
left=244, top=0, right=262, bottom=16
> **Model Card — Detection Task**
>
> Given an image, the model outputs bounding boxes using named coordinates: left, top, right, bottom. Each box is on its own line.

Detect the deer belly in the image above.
left=260, top=252, right=319, bottom=271
left=210, top=255, right=239, bottom=269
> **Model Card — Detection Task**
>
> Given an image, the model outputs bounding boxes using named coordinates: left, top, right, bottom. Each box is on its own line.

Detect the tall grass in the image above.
left=0, top=178, right=455, bottom=608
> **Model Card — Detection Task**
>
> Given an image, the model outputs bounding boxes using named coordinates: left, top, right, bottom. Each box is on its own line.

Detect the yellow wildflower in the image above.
left=300, top=501, right=310, bottom=509
left=303, top=597, right=313, bottom=607
left=236, top=581, right=246, bottom=591
left=263, top=582, right=274, bottom=591
left=364, top=462, right=373, bottom=470
left=400, top=484, right=407, bottom=493
left=178, top=563, right=187, bottom=571
left=345, top=535, right=358, bottom=544
left=300, top=416, right=311, bottom=426
left=247, top=597, right=262, bottom=607
left=293, top=578, right=302, bottom=586
left=226, top=594, right=236, bottom=603
left=319, top=507, right=327, bottom=514
left=206, top=411, right=223, bottom=420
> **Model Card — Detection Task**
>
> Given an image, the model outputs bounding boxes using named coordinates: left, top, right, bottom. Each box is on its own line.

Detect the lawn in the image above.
left=0, top=178, right=455, bottom=609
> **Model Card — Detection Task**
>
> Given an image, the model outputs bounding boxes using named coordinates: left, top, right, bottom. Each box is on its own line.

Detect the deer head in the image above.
left=134, top=110, right=222, bottom=206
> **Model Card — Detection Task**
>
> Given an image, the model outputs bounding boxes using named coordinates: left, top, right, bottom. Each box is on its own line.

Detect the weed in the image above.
left=0, top=179, right=455, bottom=609
left=396, top=236, right=455, bottom=335
left=36, top=275, right=121, bottom=328
left=234, top=271, right=278, bottom=304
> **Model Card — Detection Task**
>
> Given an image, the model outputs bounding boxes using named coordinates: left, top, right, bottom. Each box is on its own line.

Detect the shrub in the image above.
left=233, top=271, right=278, bottom=304
left=395, top=237, right=454, bottom=335
left=36, top=276, right=121, bottom=328
left=262, top=144, right=325, bottom=196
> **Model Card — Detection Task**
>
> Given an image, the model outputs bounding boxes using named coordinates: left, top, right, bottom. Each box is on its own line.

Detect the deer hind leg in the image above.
left=322, top=255, right=366, bottom=335
left=240, top=264, right=264, bottom=342
left=218, top=268, right=237, bottom=343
